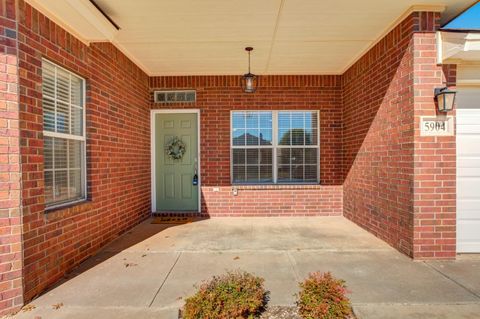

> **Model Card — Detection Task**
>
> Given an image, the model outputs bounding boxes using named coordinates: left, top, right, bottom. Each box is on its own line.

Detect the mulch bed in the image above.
left=180, top=306, right=356, bottom=318
left=259, top=306, right=302, bottom=319
left=259, top=306, right=357, bottom=319
left=179, top=306, right=301, bottom=319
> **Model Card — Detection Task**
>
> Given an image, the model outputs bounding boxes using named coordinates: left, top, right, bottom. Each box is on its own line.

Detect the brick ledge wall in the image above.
left=201, top=185, right=343, bottom=217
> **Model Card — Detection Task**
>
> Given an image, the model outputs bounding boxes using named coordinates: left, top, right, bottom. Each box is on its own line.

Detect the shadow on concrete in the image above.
left=41, top=217, right=208, bottom=295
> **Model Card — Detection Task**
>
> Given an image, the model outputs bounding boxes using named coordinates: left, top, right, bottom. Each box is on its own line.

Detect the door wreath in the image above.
left=165, top=136, right=187, bottom=160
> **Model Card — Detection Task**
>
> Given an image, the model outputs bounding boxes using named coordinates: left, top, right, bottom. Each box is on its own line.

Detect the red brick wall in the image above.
left=412, top=14, right=457, bottom=259
left=150, top=75, right=343, bottom=216
left=0, top=0, right=23, bottom=315
left=202, top=185, right=342, bottom=216
left=343, top=13, right=417, bottom=256
left=343, top=12, right=456, bottom=259
left=16, top=0, right=151, bottom=302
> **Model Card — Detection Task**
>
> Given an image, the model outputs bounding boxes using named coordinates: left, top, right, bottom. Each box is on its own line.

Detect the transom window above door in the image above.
left=231, top=111, right=319, bottom=184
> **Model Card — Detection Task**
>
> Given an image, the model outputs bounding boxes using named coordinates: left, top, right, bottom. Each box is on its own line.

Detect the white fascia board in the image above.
left=65, top=0, right=117, bottom=40
left=26, top=0, right=118, bottom=44
left=436, top=31, right=444, bottom=64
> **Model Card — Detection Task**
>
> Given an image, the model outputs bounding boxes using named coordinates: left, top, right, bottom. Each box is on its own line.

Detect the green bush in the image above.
left=182, top=271, right=268, bottom=319
left=296, top=272, right=352, bottom=319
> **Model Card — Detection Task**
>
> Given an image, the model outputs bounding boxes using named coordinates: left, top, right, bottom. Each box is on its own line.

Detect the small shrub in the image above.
left=182, top=271, right=268, bottom=319
left=296, top=272, right=351, bottom=319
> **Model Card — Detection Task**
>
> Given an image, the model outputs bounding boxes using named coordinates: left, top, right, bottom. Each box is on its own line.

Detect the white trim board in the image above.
left=150, top=109, right=201, bottom=213
left=26, top=0, right=118, bottom=44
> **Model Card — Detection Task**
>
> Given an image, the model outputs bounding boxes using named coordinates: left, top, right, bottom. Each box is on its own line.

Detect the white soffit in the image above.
left=27, top=0, right=475, bottom=76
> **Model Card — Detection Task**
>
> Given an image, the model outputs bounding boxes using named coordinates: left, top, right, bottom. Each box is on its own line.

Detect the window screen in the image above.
left=231, top=111, right=319, bottom=184
left=42, top=60, right=86, bottom=208
left=232, top=111, right=273, bottom=183
left=277, top=111, right=318, bottom=183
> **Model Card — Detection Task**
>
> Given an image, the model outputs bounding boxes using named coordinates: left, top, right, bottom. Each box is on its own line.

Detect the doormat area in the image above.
left=151, top=216, right=197, bottom=224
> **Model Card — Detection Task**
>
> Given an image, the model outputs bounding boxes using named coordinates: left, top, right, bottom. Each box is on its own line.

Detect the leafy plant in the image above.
left=182, top=271, right=268, bottom=319
left=296, top=272, right=352, bottom=319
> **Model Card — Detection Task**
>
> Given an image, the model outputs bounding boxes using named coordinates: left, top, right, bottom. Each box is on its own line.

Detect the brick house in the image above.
left=1, top=0, right=479, bottom=315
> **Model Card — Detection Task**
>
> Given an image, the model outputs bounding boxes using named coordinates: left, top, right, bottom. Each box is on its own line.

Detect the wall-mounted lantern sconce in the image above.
left=434, top=87, right=456, bottom=112
left=241, top=47, right=257, bottom=93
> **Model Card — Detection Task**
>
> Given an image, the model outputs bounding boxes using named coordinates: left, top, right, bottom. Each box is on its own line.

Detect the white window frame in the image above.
left=230, top=110, right=320, bottom=184
left=42, top=59, right=87, bottom=209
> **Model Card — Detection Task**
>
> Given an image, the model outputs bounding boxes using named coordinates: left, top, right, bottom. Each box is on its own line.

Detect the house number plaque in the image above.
left=420, top=116, right=454, bottom=136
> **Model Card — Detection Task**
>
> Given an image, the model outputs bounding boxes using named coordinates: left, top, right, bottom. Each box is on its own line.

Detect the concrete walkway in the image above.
left=9, top=217, right=480, bottom=319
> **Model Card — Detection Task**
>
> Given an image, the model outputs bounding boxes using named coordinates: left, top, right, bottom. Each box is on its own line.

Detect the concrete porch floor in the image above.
left=9, top=217, right=480, bottom=319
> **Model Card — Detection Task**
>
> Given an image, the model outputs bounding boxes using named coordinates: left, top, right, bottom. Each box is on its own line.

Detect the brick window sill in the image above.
left=232, top=184, right=323, bottom=190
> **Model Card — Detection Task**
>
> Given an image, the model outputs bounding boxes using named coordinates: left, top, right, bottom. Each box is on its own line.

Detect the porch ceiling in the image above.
left=27, top=0, right=475, bottom=76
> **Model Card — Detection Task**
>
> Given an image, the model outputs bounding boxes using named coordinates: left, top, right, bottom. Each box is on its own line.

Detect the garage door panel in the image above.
left=457, top=200, right=480, bottom=219
left=457, top=87, right=480, bottom=253
left=456, top=112, right=480, bottom=122
left=457, top=124, right=480, bottom=134
left=457, top=166, right=480, bottom=177
left=457, top=113, right=480, bottom=120
left=457, top=113, right=480, bottom=133
left=458, top=242, right=480, bottom=253
left=458, top=158, right=480, bottom=168
left=458, top=220, right=480, bottom=239
left=457, top=137, right=480, bottom=157
left=457, top=178, right=480, bottom=198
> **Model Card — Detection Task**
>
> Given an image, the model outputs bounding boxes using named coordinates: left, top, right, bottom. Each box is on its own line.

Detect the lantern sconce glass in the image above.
left=434, top=87, right=456, bottom=112
left=241, top=47, right=257, bottom=93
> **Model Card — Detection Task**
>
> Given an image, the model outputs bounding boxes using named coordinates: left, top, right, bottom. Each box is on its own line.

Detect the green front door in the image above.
left=155, top=113, right=198, bottom=211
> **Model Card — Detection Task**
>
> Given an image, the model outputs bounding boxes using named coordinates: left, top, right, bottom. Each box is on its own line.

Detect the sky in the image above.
left=444, top=1, right=480, bottom=29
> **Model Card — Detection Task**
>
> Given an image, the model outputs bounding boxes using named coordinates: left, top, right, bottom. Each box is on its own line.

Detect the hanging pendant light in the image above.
left=241, top=47, right=257, bottom=93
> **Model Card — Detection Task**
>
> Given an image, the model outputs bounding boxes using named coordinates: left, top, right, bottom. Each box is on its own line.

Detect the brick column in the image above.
left=412, top=12, right=457, bottom=259
left=0, top=0, right=24, bottom=315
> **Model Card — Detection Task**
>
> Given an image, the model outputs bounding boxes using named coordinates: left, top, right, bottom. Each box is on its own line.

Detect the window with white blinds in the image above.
left=42, top=60, right=86, bottom=208
left=231, top=111, right=319, bottom=184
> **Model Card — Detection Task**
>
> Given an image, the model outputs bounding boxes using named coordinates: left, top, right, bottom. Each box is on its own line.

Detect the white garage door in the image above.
left=457, top=86, right=480, bottom=253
